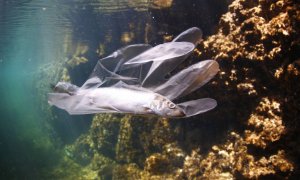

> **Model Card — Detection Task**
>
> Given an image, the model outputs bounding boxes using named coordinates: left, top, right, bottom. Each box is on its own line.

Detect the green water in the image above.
left=0, top=0, right=154, bottom=178
left=0, top=1, right=69, bottom=178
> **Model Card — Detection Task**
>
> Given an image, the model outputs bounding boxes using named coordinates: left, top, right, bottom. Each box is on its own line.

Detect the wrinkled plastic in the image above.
left=152, top=60, right=219, bottom=100
left=178, top=98, right=217, bottom=118
left=48, top=27, right=219, bottom=118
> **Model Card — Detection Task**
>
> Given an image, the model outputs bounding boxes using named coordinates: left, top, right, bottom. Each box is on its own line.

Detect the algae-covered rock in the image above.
left=162, top=143, right=185, bottom=168
left=73, top=0, right=173, bottom=13
left=245, top=97, right=285, bottom=148
left=198, top=0, right=299, bottom=62
left=91, top=114, right=121, bottom=158
left=112, top=163, right=142, bottom=179
left=144, top=153, right=170, bottom=174
left=91, top=153, right=116, bottom=179
left=44, top=155, right=98, bottom=180
left=144, top=143, right=185, bottom=175
left=65, top=133, right=94, bottom=165
left=182, top=132, right=293, bottom=179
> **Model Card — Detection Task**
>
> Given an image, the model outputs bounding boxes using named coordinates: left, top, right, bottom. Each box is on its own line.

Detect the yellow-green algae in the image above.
left=74, top=0, right=173, bottom=13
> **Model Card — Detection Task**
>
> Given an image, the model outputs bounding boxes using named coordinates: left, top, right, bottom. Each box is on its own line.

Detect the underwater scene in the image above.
left=0, top=0, right=299, bottom=179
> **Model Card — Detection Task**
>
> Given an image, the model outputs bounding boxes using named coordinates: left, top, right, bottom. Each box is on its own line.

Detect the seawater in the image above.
left=0, top=0, right=155, bottom=178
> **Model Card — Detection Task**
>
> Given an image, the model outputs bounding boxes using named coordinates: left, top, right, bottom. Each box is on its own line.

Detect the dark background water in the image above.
left=0, top=0, right=229, bottom=178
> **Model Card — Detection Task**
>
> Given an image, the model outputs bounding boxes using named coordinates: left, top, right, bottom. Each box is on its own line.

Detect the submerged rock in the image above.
left=90, top=114, right=121, bottom=158
left=74, top=0, right=173, bottom=13
left=65, top=134, right=94, bottom=166
left=198, top=0, right=299, bottom=62
left=182, top=132, right=293, bottom=179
